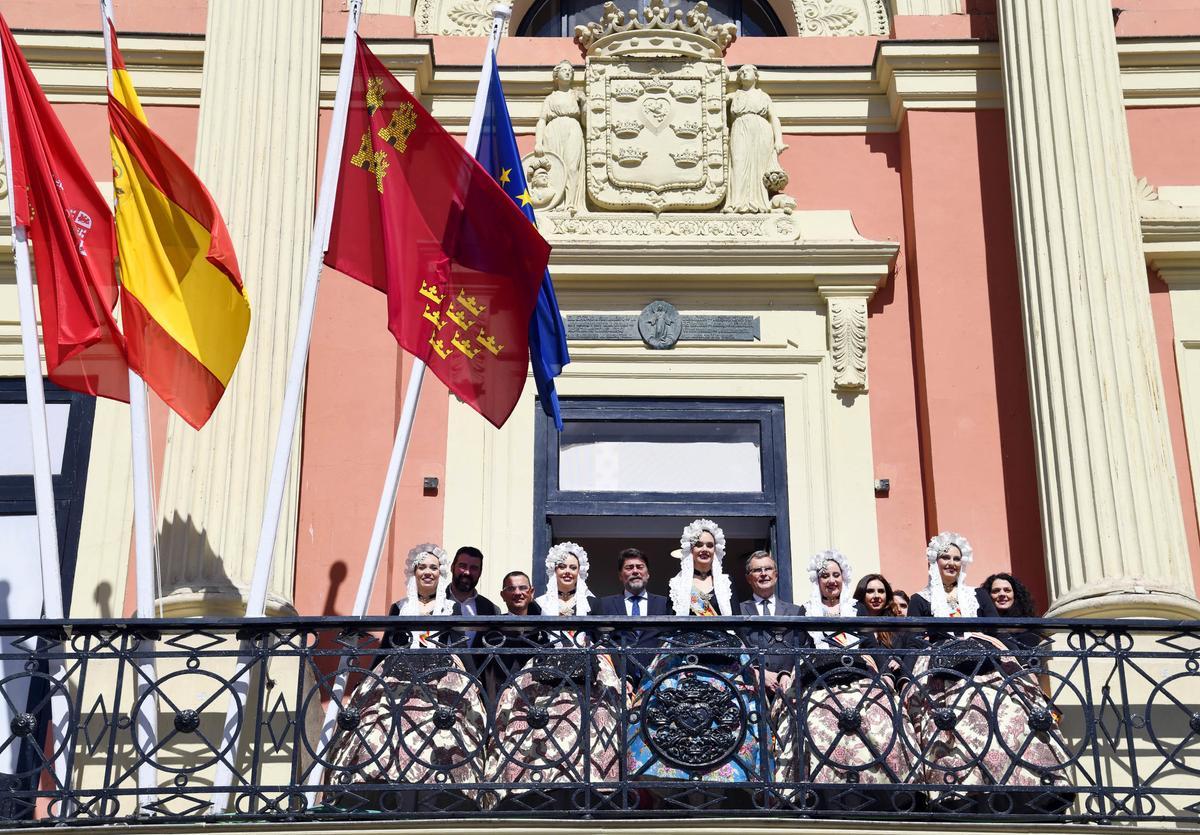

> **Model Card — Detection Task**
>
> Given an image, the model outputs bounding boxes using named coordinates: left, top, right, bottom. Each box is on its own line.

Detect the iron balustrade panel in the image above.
left=0, top=616, right=1197, bottom=824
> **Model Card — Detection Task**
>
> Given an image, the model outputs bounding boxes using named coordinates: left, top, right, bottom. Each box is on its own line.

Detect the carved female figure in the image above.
left=535, top=61, right=587, bottom=213
left=725, top=64, right=787, bottom=214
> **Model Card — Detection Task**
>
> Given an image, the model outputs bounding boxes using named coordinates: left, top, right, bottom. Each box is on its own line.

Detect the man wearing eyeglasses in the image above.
left=740, top=550, right=807, bottom=692
left=482, top=571, right=545, bottom=691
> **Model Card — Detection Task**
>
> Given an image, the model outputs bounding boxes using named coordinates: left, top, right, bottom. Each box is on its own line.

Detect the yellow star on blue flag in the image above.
left=474, top=53, right=570, bottom=430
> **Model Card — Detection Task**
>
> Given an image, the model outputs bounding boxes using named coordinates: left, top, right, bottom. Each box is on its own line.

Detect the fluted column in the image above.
left=155, top=0, right=320, bottom=617
left=998, top=0, right=1200, bottom=617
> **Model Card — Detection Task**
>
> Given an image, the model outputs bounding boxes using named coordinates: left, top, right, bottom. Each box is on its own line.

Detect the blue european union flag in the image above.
left=475, top=53, right=570, bottom=431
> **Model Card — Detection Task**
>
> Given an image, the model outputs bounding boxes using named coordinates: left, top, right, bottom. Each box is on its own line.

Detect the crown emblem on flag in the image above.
left=574, top=0, right=737, bottom=59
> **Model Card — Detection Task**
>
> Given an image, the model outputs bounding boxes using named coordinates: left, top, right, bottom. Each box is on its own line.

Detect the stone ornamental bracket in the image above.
left=816, top=285, right=874, bottom=391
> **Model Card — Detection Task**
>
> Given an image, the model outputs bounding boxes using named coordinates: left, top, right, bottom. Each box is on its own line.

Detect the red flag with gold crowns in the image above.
left=324, top=36, right=550, bottom=428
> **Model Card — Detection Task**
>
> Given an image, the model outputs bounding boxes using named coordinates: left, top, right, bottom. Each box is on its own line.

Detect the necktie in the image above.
left=761, top=599, right=771, bottom=616
left=630, top=595, right=643, bottom=617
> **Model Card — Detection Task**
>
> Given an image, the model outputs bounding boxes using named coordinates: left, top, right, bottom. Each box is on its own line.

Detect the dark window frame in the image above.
left=533, top=397, right=792, bottom=598
left=0, top=379, right=96, bottom=607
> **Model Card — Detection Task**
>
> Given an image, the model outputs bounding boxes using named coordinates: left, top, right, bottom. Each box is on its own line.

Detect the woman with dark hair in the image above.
left=854, top=573, right=894, bottom=617
left=903, top=534, right=1068, bottom=812
left=892, top=590, right=910, bottom=616
left=984, top=572, right=1034, bottom=618
left=983, top=572, right=1047, bottom=653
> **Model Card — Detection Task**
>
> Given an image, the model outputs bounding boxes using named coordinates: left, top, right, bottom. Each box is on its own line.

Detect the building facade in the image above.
left=3, top=0, right=1200, bottom=825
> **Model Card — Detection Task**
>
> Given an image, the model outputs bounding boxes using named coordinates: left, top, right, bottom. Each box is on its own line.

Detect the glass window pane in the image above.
left=559, top=420, right=762, bottom=492
left=0, top=402, right=71, bottom=476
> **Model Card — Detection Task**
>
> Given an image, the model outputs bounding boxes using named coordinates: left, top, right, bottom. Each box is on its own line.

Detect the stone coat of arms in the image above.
left=576, top=0, right=735, bottom=212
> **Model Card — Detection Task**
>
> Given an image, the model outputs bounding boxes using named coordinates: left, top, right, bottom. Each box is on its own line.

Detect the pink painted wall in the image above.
left=1128, top=106, right=1200, bottom=596
left=779, top=133, right=929, bottom=596
left=292, top=111, right=450, bottom=619
left=0, top=0, right=207, bottom=33
left=896, top=109, right=1047, bottom=608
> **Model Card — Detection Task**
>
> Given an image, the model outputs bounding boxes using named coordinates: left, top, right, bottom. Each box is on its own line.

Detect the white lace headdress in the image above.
left=804, top=549, right=858, bottom=648
left=669, top=519, right=733, bottom=616
left=397, top=543, right=453, bottom=617
left=536, top=541, right=593, bottom=616
left=923, top=531, right=978, bottom=618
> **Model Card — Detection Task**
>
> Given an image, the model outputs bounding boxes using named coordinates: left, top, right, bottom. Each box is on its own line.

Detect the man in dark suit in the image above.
left=597, top=548, right=670, bottom=684
left=447, top=546, right=500, bottom=615
left=740, top=549, right=808, bottom=692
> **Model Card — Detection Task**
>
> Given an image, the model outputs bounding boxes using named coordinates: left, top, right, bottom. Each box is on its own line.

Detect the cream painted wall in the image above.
left=443, top=281, right=885, bottom=600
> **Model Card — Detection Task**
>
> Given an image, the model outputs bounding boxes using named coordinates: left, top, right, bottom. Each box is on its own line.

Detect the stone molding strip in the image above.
left=9, top=30, right=1200, bottom=133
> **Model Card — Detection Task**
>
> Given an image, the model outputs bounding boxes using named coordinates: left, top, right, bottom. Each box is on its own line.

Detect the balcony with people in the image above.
left=1, top=525, right=1197, bottom=827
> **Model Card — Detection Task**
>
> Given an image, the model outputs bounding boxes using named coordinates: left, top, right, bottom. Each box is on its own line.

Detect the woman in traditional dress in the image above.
left=725, top=64, right=787, bottom=213
left=488, top=542, right=621, bottom=808
left=534, top=60, right=586, bottom=213
left=903, top=533, right=1070, bottom=813
left=781, top=550, right=911, bottom=807
left=626, top=519, right=766, bottom=791
left=326, top=544, right=487, bottom=812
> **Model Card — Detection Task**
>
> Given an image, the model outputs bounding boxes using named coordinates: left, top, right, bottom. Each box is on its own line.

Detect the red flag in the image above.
left=324, top=36, right=550, bottom=428
left=0, top=14, right=128, bottom=400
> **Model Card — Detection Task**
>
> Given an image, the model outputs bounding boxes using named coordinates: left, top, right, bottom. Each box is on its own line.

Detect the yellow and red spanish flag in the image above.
left=107, top=24, right=249, bottom=428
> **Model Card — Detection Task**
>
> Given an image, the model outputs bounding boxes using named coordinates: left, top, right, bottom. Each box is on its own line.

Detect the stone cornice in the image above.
left=1141, top=189, right=1200, bottom=287
left=12, top=29, right=1200, bottom=133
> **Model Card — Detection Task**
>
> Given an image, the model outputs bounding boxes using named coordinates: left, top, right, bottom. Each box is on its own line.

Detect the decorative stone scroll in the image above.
left=825, top=296, right=868, bottom=389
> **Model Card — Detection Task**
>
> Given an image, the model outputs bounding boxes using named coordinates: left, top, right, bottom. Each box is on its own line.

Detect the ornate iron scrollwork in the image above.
left=641, top=667, right=745, bottom=769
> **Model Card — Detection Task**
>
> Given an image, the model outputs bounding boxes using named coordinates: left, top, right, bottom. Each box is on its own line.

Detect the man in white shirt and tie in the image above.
left=739, top=550, right=806, bottom=691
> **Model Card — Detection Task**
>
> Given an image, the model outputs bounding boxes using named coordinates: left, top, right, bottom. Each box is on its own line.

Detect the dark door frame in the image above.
left=533, top=397, right=792, bottom=598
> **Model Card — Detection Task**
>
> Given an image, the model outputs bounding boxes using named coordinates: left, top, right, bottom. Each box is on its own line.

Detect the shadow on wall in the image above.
left=156, top=513, right=238, bottom=607
left=93, top=582, right=113, bottom=620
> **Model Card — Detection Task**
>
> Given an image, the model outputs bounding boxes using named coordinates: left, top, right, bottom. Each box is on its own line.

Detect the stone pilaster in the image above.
left=998, top=0, right=1200, bottom=617
left=155, top=0, right=320, bottom=617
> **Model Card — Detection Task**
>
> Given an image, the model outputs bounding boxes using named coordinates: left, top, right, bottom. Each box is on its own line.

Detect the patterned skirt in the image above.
left=324, top=659, right=488, bottom=809
left=488, top=653, right=622, bottom=791
left=904, top=654, right=1071, bottom=811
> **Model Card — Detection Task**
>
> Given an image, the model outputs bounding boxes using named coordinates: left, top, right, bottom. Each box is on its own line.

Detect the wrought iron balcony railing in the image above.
left=0, top=615, right=1197, bottom=825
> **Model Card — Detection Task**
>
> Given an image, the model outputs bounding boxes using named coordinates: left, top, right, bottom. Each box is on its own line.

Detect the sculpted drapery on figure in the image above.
left=533, top=61, right=587, bottom=213
left=725, top=64, right=790, bottom=214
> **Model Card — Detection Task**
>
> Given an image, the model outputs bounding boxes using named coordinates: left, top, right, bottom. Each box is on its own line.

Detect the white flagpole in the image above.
left=0, top=20, right=75, bottom=817
left=98, top=1, right=161, bottom=811
left=306, top=7, right=510, bottom=803
left=206, top=0, right=364, bottom=813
